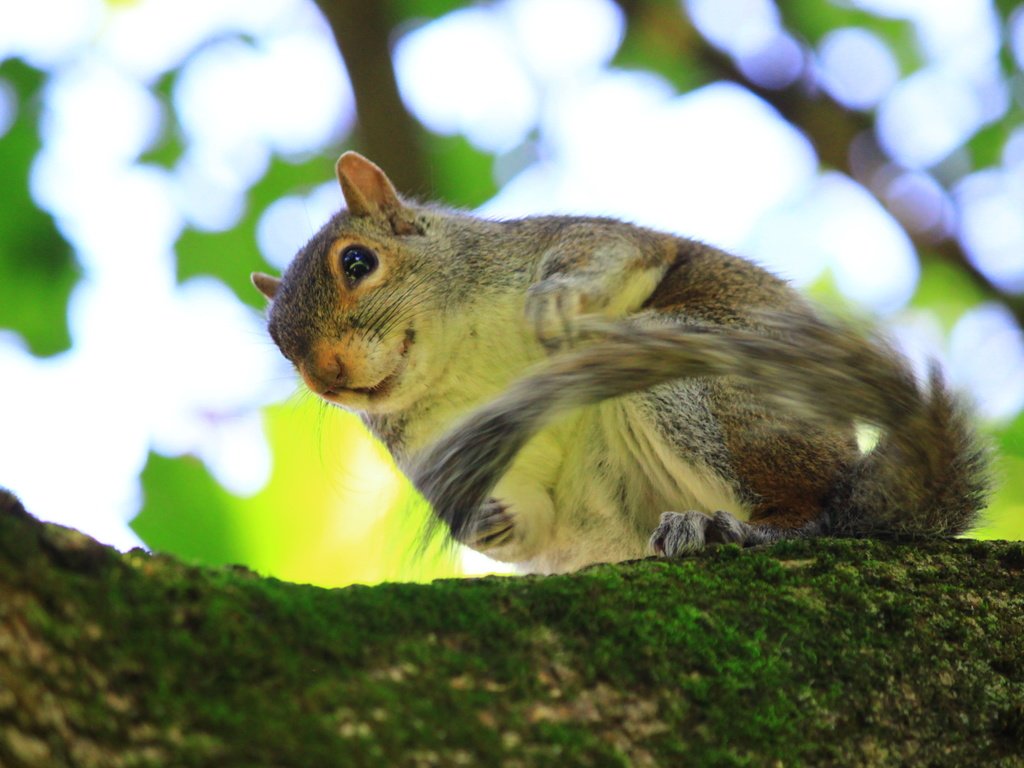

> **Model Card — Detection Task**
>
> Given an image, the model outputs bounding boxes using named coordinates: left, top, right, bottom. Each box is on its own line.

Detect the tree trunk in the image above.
left=1, top=490, right=1022, bottom=767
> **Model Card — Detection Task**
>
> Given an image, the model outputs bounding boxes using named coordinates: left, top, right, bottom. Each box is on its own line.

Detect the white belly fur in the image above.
left=491, top=398, right=748, bottom=574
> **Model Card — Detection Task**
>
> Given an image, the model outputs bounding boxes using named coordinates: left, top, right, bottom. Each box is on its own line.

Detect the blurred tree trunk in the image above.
left=314, top=0, right=431, bottom=196
left=2, top=491, right=1022, bottom=767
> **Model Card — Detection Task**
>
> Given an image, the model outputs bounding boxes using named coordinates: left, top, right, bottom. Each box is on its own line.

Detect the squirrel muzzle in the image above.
left=300, top=332, right=414, bottom=407
left=301, top=341, right=349, bottom=397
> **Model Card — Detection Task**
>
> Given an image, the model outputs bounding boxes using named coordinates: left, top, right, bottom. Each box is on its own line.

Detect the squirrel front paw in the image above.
left=648, top=510, right=748, bottom=556
left=526, top=278, right=595, bottom=352
left=457, top=498, right=517, bottom=552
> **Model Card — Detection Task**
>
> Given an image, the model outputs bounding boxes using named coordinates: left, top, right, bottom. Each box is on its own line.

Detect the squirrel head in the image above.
left=252, top=152, right=450, bottom=414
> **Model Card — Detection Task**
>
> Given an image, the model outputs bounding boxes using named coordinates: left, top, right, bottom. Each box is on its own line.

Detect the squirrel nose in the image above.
left=329, top=354, right=346, bottom=383
left=304, top=347, right=348, bottom=395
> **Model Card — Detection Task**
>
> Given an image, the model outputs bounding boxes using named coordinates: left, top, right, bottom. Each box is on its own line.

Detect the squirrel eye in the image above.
left=340, top=245, right=378, bottom=284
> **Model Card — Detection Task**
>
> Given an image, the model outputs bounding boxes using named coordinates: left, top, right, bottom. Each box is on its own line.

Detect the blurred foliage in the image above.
left=0, top=0, right=1021, bottom=585
left=911, top=260, right=989, bottom=333
left=985, top=410, right=1024, bottom=541
left=175, top=155, right=332, bottom=310
left=0, top=59, right=77, bottom=356
left=613, top=1, right=717, bottom=92
left=779, top=0, right=919, bottom=69
left=421, top=133, right=499, bottom=207
left=133, top=398, right=454, bottom=585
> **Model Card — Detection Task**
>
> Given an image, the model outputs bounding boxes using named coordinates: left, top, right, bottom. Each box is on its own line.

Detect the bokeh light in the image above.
left=817, top=27, right=899, bottom=110
left=394, top=7, right=540, bottom=152
left=1, top=0, right=1022, bottom=561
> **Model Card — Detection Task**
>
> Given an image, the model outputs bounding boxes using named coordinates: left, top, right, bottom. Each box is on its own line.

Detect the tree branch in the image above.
left=3, top=494, right=1022, bottom=765
left=313, top=0, right=432, bottom=197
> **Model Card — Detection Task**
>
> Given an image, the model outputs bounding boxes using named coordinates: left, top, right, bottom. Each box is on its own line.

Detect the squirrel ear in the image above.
left=336, top=152, right=422, bottom=235
left=251, top=272, right=280, bottom=301
left=336, top=152, right=401, bottom=217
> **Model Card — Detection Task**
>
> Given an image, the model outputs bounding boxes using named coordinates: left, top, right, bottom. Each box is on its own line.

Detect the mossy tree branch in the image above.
left=1, top=490, right=1022, bottom=766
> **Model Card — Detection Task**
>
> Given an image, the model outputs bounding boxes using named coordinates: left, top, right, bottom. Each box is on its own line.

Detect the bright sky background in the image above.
left=0, top=0, right=1022, bottom=556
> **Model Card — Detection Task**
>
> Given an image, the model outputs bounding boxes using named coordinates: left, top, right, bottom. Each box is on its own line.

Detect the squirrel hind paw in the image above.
left=649, top=510, right=748, bottom=557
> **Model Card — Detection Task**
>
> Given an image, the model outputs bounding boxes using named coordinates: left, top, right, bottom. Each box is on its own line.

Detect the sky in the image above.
left=0, top=0, right=1022, bottom=556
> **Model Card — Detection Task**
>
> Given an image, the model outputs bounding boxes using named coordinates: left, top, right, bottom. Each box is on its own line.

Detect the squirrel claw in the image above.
left=461, top=498, right=516, bottom=551
left=526, top=279, right=589, bottom=352
left=649, top=510, right=747, bottom=557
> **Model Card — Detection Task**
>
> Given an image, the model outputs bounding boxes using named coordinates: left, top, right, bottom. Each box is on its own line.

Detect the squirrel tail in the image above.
left=825, top=363, right=992, bottom=537
left=411, top=314, right=992, bottom=544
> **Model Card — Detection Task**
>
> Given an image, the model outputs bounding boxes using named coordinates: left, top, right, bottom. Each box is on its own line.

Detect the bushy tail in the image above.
left=411, top=314, right=992, bottom=543
left=826, top=364, right=991, bottom=537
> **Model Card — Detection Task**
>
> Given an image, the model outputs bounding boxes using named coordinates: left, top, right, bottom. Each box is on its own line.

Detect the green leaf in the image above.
left=0, top=59, right=78, bottom=356
left=133, top=452, right=247, bottom=566
left=974, top=409, right=1024, bottom=541
left=995, top=408, right=1024, bottom=458
left=910, top=258, right=987, bottom=333
left=967, top=114, right=1023, bottom=170
left=804, top=268, right=856, bottom=311
left=994, top=0, right=1024, bottom=24
left=389, top=0, right=468, bottom=24
left=423, top=132, right=497, bottom=208
left=137, top=69, right=184, bottom=170
left=778, top=2, right=920, bottom=74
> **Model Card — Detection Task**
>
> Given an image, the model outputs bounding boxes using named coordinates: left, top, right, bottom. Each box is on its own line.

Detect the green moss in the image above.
left=1, top=495, right=1023, bottom=767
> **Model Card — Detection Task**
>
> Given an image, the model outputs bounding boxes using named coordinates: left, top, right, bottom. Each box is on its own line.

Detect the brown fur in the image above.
left=713, top=381, right=857, bottom=529
left=638, top=242, right=855, bottom=533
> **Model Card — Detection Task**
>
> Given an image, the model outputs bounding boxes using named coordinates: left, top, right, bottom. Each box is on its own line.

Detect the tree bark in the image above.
left=1, top=490, right=1022, bottom=767
left=314, top=0, right=431, bottom=197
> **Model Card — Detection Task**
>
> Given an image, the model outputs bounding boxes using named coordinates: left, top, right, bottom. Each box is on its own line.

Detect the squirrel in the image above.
left=252, top=152, right=991, bottom=574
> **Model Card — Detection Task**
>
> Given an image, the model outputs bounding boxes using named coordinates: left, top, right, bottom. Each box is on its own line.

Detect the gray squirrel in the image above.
left=253, top=152, right=991, bottom=574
